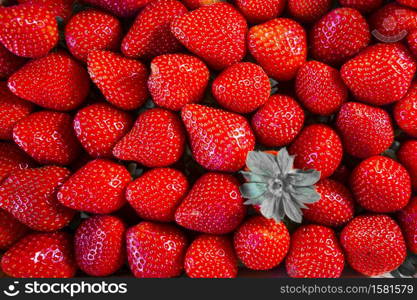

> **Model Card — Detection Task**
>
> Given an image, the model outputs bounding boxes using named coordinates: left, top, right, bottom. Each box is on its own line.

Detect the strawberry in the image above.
left=57, top=159, right=131, bottom=214
left=233, top=215, right=290, bottom=271
left=397, top=196, right=417, bottom=254
left=148, top=54, right=209, bottom=111
left=13, top=111, right=81, bottom=165
left=0, top=210, right=29, bottom=250
left=285, top=225, right=345, bottom=278
left=81, top=0, right=151, bottom=17
left=121, top=0, right=188, bottom=60
left=398, top=140, right=417, bottom=191
left=65, top=9, right=122, bottom=62
left=331, top=164, right=352, bottom=185
left=311, top=8, right=370, bottom=66
left=397, top=0, right=417, bottom=9
left=113, top=108, right=185, bottom=167
left=341, top=43, right=416, bottom=106
left=248, top=18, right=306, bottom=81
left=7, top=51, right=90, bottom=111
left=0, top=3, right=58, bottom=58
left=184, top=235, right=238, bottom=278
left=87, top=50, right=149, bottom=111
left=336, top=102, right=394, bottom=159
left=235, top=0, right=285, bottom=24
left=351, top=156, right=411, bottom=213
left=1, top=232, right=76, bottom=278
left=340, top=214, right=407, bottom=276
left=126, top=168, right=189, bottom=222
left=407, top=29, right=417, bottom=57
left=0, top=142, right=34, bottom=182
left=181, top=0, right=220, bottom=10
left=212, top=62, right=270, bottom=114
left=175, top=173, right=246, bottom=234
left=287, top=0, right=332, bottom=23
left=0, top=166, right=74, bottom=231
left=73, top=103, right=133, bottom=158
left=251, top=95, right=304, bottom=147
left=394, top=81, right=417, bottom=137
left=170, top=3, right=247, bottom=70
left=0, top=44, right=26, bottom=79
left=302, top=179, right=355, bottom=228
left=75, top=215, right=126, bottom=276
left=181, top=104, right=255, bottom=172
left=339, top=0, right=383, bottom=14
left=17, top=0, right=75, bottom=20
left=295, top=60, right=347, bottom=116
left=289, top=124, right=343, bottom=179
left=126, top=221, right=187, bottom=278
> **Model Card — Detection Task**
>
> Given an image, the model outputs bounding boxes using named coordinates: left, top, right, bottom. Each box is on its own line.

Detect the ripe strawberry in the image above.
left=126, top=221, right=187, bottom=278
left=407, top=29, right=417, bottom=57
left=7, top=51, right=90, bottom=111
left=75, top=215, right=126, bottom=276
left=0, top=3, right=58, bottom=58
left=0, top=44, right=26, bottom=79
left=73, top=103, right=133, bottom=158
left=1, top=232, right=76, bottom=278
left=170, top=3, right=247, bottom=70
left=339, top=0, right=383, bottom=13
left=303, top=179, right=355, bottom=228
left=289, top=124, right=343, bottom=179
left=341, top=43, right=416, bottom=106
left=397, top=0, right=417, bottom=9
left=234, top=216, right=290, bottom=270
left=184, top=235, right=238, bottom=278
left=340, top=214, right=407, bottom=276
left=287, top=0, right=332, bottom=23
left=113, top=108, right=185, bottom=167
left=251, top=95, right=304, bottom=147
left=331, top=164, right=351, bottom=185
left=175, top=173, right=246, bottom=234
left=394, top=82, right=417, bottom=137
left=0, top=142, right=34, bottom=182
left=181, top=0, right=220, bottom=10
left=235, top=0, right=285, bottom=24
left=397, top=196, right=417, bottom=254
left=126, top=168, right=189, bottom=222
left=311, top=8, right=370, bottom=66
left=121, top=0, right=188, bottom=60
left=212, top=62, right=270, bottom=114
left=148, top=54, right=209, bottom=111
left=57, top=159, right=131, bottom=214
left=17, top=0, right=75, bottom=20
left=336, top=102, right=394, bottom=158
left=0, top=166, right=74, bottom=231
left=87, top=50, right=149, bottom=111
left=13, top=111, right=81, bottom=165
left=81, top=0, right=151, bottom=17
left=181, top=104, right=255, bottom=172
left=0, top=210, right=29, bottom=250
left=295, top=60, right=347, bottom=116
left=248, top=18, right=307, bottom=81
left=286, top=225, right=345, bottom=278
left=398, top=140, right=417, bottom=191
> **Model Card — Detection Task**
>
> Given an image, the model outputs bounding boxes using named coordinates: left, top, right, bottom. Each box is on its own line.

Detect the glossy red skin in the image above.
left=1, top=232, right=76, bottom=278
left=0, top=142, right=35, bottom=183
left=397, top=0, right=417, bottom=9
left=82, top=0, right=151, bottom=17
left=398, top=140, right=417, bottom=192
left=339, top=0, right=383, bottom=13
left=287, top=0, right=332, bottom=23
left=394, top=82, right=417, bottom=137
left=397, top=196, right=417, bottom=254
left=181, top=0, right=220, bottom=9
left=235, top=0, right=285, bottom=24
left=75, top=215, right=126, bottom=277
left=407, top=29, right=417, bottom=57
left=286, top=225, right=345, bottom=278
left=0, top=210, right=29, bottom=250
left=340, top=214, right=407, bottom=276
left=126, top=221, right=188, bottom=278
left=252, top=95, right=304, bottom=147
left=185, top=235, right=238, bottom=278
left=17, top=0, right=75, bottom=20
left=0, top=44, right=27, bottom=79
left=171, top=3, right=247, bottom=70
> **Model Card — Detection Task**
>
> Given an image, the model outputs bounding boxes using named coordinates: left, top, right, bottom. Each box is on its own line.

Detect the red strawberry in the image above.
left=248, top=18, right=306, bottom=81
left=126, top=168, right=189, bottom=222
left=331, top=164, right=352, bottom=185
left=311, top=8, right=370, bottom=66
left=339, top=0, right=383, bottom=13
left=0, top=142, right=34, bottom=182
left=251, top=95, right=305, bottom=147
left=126, top=221, right=187, bottom=278
left=0, top=3, right=58, bottom=58
left=170, top=3, right=247, bottom=70
left=295, top=60, right=347, bottom=116
left=81, top=0, right=151, bottom=17
left=0, top=44, right=26, bottom=79
left=398, top=140, right=417, bottom=191
left=73, top=103, right=133, bottom=158
left=17, top=0, right=75, bottom=20
left=234, top=215, right=290, bottom=271
left=397, top=0, right=417, bottom=9
left=121, top=0, right=188, bottom=60
left=0, top=166, right=74, bottom=231
left=181, top=104, right=255, bottom=172
left=341, top=43, right=416, bottom=106
left=1, top=232, right=76, bottom=278
left=397, top=196, right=417, bottom=254
left=287, top=0, right=332, bottom=23
left=289, top=124, right=343, bottom=179
left=235, top=0, right=285, bottom=24
left=212, top=62, right=270, bottom=114
left=13, top=111, right=81, bottom=165
left=184, top=235, right=238, bottom=278
left=75, top=215, right=126, bottom=276
left=113, top=108, right=185, bottom=167
left=7, top=51, right=90, bottom=111
left=181, top=0, right=220, bottom=10
left=407, top=29, right=417, bottom=57
left=286, top=225, right=345, bottom=278
left=303, top=179, right=355, bottom=228
left=57, top=159, right=131, bottom=214
left=340, top=214, right=407, bottom=276
left=394, top=81, right=417, bottom=137
left=175, top=173, right=246, bottom=234
left=87, top=50, right=149, bottom=110
left=148, top=54, right=209, bottom=111
left=0, top=210, right=29, bottom=250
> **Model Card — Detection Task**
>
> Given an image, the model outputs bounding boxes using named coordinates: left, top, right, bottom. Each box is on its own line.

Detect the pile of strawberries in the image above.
left=0, top=0, right=417, bottom=279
